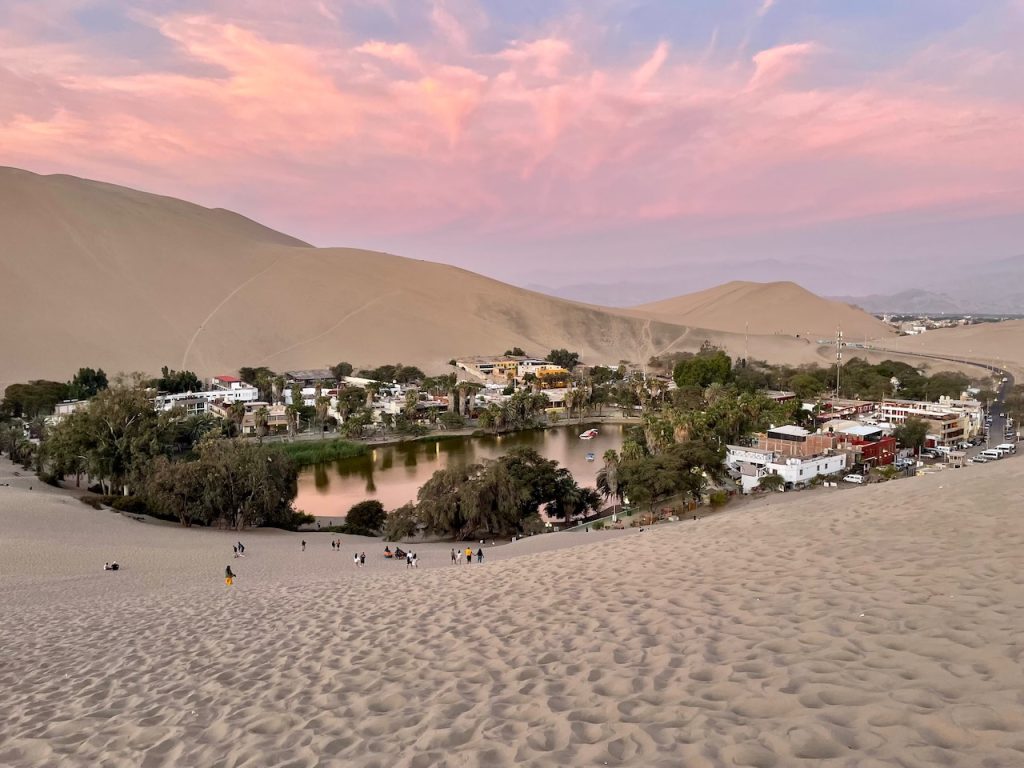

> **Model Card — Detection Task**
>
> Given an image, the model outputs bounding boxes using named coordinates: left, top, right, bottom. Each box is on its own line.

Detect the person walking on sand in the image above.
left=301, top=540, right=306, bottom=551
left=354, top=552, right=360, bottom=567
left=465, top=546, right=473, bottom=564
left=225, top=565, right=235, bottom=586
left=476, top=547, right=484, bottom=564
left=360, top=552, right=366, bottom=566
left=456, top=548, right=463, bottom=564
left=412, top=552, right=418, bottom=568
left=233, top=544, right=238, bottom=557
left=406, top=551, right=413, bottom=568
left=237, top=541, right=244, bottom=555
left=451, top=548, right=457, bottom=564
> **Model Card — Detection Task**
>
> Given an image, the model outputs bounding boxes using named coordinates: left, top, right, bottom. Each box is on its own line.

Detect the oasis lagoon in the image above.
left=295, top=424, right=627, bottom=519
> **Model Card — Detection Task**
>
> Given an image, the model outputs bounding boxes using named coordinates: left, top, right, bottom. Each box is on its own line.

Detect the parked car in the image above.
left=843, top=473, right=865, bottom=484
left=973, top=456, right=989, bottom=463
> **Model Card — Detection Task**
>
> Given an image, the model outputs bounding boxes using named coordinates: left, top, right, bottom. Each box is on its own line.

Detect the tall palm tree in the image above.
left=254, top=406, right=269, bottom=444
left=228, top=402, right=246, bottom=435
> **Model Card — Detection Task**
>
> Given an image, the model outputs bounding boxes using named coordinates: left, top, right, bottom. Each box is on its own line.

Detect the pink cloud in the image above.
left=0, top=5, right=1021, bottom=245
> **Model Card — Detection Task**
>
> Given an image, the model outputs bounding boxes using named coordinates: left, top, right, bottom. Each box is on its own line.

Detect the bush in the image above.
left=709, top=490, right=729, bottom=508
left=591, top=520, right=605, bottom=530
left=344, top=499, right=386, bottom=534
left=271, top=510, right=315, bottom=531
left=110, top=496, right=150, bottom=515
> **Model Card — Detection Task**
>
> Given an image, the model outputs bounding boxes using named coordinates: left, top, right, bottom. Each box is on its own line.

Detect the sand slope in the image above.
left=634, top=281, right=893, bottom=341
left=878, top=320, right=1024, bottom=378
left=2, top=456, right=1023, bottom=767
left=0, top=166, right=827, bottom=385
left=1, top=168, right=844, bottom=389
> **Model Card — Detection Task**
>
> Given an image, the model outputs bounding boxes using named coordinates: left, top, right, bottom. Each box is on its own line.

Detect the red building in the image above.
left=843, top=436, right=897, bottom=467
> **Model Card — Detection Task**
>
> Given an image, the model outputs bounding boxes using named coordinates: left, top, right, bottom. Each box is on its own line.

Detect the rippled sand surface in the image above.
left=2, top=457, right=1023, bottom=767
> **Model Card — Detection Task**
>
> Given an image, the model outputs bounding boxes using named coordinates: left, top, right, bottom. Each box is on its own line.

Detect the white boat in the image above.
left=579, top=428, right=598, bottom=440
left=585, top=452, right=595, bottom=462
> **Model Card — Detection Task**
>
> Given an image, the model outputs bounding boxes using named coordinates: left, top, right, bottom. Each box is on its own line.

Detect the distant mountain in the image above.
left=831, top=290, right=967, bottom=315
left=836, top=256, right=1024, bottom=315
left=632, top=281, right=893, bottom=340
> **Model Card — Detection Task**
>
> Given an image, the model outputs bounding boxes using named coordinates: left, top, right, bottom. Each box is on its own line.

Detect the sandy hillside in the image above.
left=634, top=281, right=894, bottom=341
left=877, top=320, right=1024, bottom=378
left=2, top=455, right=1024, bottom=767
left=0, top=168, right=840, bottom=389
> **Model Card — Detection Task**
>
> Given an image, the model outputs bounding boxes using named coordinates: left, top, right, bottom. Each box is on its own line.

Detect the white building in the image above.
left=154, top=376, right=259, bottom=411
left=727, top=445, right=847, bottom=493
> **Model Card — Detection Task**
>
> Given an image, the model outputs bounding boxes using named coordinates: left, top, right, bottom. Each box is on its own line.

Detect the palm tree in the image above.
left=597, top=449, right=622, bottom=505
left=272, top=376, right=285, bottom=405
left=315, top=396, right=330, bottom=438
left=228, top=402, right=246, bottom=435
left=254, top=406, right=269, bottom=444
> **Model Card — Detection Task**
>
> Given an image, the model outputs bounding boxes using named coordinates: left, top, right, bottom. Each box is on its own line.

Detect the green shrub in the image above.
left=344, top=499, right=386, bottom=534
left=591, top=520, right=605, bottom=530
left=709, top=490, right=729, bottom=508
left=273, top=439, right=368, bottom=467
left=110, top=496, right=150, bottom=515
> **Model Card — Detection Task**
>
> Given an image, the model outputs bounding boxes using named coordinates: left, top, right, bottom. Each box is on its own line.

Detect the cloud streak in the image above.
left=0, top=0, right=1021, bottom=258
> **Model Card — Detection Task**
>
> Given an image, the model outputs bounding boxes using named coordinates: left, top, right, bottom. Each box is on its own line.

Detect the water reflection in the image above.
left=296, top=424, right=626, bottom=517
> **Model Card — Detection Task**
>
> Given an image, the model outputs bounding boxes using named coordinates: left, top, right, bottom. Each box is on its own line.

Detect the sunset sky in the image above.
left=2, top=0, right=1023, bottom=299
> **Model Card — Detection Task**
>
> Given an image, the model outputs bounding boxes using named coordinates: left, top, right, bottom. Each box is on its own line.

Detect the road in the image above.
left=862, top=346, right=1015, bottom=457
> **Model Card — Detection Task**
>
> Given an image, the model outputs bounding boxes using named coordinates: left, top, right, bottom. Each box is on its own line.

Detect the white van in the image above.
left=996, top=443, right=1016, bottom=455
left=980, top=449, right=1002, bottom=460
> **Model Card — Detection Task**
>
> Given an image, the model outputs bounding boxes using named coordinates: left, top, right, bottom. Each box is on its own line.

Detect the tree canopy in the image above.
left=673, top=348, right=733, bottom=389
left=893, top=417, right=929, bottom=455
left=412, top=448, right=595, bottom=539
left=68, top=367, right=108, bottom=400
left=344, top=500, right=387, bottom=535
left=547, top=349, right=580, bottom=371
left=1, top=380, right=69, bottom=418
left=151, top=366, right=202, bottom=394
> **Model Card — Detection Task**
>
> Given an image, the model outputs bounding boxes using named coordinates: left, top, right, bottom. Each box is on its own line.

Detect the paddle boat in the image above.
left=585, top=452, right=595, bottom=462
left=579, top=428, right=598, bottom=440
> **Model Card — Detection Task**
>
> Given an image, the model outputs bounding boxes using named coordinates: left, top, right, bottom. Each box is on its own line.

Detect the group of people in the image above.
left=220, top=535, right=493, bottom=587
left=451, top=546, right=484, bottom=564
left=102, top=561, right=120, bottom=571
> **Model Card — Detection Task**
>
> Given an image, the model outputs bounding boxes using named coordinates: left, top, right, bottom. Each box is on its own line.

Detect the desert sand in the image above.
left=878, top=320, right=1024, bottom=379
left=3, top=454, right=1023, bottom=767
left=1, top=168, right=873, bottom=391
left=633, top=281, right=893, bottom=341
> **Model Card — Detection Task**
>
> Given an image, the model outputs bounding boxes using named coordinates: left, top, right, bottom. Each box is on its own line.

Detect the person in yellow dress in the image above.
left=225, top=565, right=235, bottom=586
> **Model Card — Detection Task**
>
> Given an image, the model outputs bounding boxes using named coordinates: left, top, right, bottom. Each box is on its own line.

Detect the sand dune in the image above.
left=2, top=168, right=859, bottom=390
left=878, top=320, right=1024, bottom=378
left=2, top=455, right=1024, bottom=766
left=634, top=281, right=893, bottom=341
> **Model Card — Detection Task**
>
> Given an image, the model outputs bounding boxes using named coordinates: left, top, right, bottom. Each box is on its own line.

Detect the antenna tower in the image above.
left=835, top=327, right=843, bottom=397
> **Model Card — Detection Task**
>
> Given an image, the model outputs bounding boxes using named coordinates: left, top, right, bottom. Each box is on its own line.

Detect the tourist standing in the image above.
left=476, top=548, right=484, bottom=564
left=360, top=552, right=366, bottom=566
left=465, top=546, right=473, bottom=563
left=354, top=552, right=360, bottom=567
left=225, top=565, right=235, bottom=586
left=451, top=548, right=457, bottom=564
left=301, top=540, right=306, bottom=551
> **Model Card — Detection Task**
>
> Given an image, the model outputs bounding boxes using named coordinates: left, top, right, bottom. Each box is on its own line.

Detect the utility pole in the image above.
left=835, top=327, right=843, bottom=398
